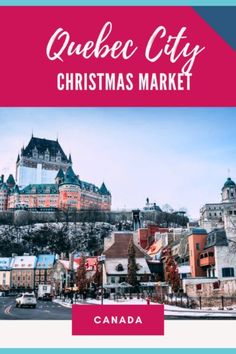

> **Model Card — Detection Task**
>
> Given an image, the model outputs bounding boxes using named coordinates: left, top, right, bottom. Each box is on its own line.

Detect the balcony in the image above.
left=200, top=251, right=215, bottom=267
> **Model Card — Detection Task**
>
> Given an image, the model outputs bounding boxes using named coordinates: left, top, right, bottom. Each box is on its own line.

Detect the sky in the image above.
left=0, top=107, right=235, bottom=219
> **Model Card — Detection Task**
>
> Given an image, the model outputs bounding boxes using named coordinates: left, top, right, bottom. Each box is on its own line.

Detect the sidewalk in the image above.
left=53, top=298, right=236, bottom=317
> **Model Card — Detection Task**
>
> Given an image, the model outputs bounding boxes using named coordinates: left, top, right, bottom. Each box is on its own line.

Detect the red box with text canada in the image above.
left=72, top=304, right=164, bottom=336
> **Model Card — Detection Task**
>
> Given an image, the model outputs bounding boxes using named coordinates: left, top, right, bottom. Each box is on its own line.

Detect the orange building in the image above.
left=188, top=229, right=208, bottom=277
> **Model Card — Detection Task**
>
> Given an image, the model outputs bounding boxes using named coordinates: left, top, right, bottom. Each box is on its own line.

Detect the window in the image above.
left=196, top=243, right=200, bottom=251
left=222, top=267, right=234, bottom=277
left=116, top=264, right=124, bottom=271
left=196, top=284, right=202, bottom=291
left=213, top=281, right=220, bottom=289
left=197, top=259, right=200, bottom=267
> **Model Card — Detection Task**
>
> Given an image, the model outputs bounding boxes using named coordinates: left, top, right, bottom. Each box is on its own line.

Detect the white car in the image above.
left=15, top=293, right=37, bottom=308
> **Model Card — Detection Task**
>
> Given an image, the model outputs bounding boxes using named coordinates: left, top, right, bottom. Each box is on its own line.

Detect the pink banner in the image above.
left=0, top=6, right=235, bottom=106
left=72, top=304, right=164, bottom=336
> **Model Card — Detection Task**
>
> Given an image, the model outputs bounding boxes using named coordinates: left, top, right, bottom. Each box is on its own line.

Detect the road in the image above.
left=0, top=297, right=72, bottom=320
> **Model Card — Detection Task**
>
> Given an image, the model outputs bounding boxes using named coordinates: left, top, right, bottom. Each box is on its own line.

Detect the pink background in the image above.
left=0, top=6, right=235, bottom=106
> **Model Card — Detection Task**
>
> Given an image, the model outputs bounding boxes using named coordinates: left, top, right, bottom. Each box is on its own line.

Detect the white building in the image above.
left=200, top=177, right=236, bottom=232
left=103, top=232, right=151, bottom=286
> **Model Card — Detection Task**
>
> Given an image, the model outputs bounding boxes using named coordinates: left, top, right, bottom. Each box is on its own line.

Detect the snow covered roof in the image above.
left=105, top=258, right=151, bottom=275
left=12, top=256, right=37, bottom=269
left=74, top=257, right=97, bottom=271
left=0, top=257, right=12, bottom=270
left=58, top=260, right=79, bottom=271
left=36, top=254, right=55, bottom=269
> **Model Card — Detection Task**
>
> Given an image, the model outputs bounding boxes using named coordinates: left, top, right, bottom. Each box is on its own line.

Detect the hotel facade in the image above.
left=0, top=136, right=111, bottom=212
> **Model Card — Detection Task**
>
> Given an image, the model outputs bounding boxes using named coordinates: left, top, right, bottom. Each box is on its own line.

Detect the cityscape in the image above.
left=1, top=108, right=236, bottom=320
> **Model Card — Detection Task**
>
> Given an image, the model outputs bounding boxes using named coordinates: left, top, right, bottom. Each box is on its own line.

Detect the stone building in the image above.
left=35, top=254, right=56, bottom=289
left=16, top=136, right=72, bottom=187
left=11, top=255, right=37, bottom=290
left=0, top=136, right=111, bottom=212
left=200, top=177, right=236, bottom=232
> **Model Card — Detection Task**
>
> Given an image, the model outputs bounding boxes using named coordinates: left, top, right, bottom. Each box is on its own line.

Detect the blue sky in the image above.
left=0, top=107, right=235, bottom=218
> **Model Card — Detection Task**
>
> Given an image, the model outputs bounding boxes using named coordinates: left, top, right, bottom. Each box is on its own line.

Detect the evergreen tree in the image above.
left=127, top=236, right=138, bottom=289
left=76, top=255, right=88, bottom=294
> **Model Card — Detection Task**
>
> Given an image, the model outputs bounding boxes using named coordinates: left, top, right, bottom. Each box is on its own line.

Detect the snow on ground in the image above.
left=53, top=298, right=236, bottom=317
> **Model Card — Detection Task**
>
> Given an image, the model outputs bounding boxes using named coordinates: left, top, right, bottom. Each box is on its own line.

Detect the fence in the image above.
left=152, top=292, right=236, bottom=310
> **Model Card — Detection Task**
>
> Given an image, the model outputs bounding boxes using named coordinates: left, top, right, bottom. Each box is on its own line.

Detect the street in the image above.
left=0, top=297, right=72, bottom=320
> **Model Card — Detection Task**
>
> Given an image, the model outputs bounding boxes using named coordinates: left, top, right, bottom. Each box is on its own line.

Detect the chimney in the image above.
left=1, top=175, right=4, bottom=183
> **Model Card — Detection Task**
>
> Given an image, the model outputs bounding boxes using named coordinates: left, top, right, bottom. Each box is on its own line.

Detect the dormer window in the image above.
left=116, top=263, right=124, bottom=271
left=56, top=151, right=61, bottom=162
left=32, top=146, right=38, bottom=159
left=45, top=148, right=50, bottom=161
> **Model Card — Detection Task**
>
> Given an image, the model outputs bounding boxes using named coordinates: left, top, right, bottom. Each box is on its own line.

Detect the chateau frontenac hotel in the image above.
left=0, top=136, right=111, bottom=211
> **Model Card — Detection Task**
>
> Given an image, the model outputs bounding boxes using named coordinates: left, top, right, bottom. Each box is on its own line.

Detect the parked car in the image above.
left=42, top=293, right=53, bottom=301
left=15, top=293, right=37, bottom=308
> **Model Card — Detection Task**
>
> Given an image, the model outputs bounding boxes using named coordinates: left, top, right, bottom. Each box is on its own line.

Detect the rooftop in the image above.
left=22, top=136, right=69, bottom=163
left=204, top=229, right=228, bottom=249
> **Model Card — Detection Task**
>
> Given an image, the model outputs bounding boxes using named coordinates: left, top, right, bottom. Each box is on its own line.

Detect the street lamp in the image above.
left=69, top=250, right=77, bottom=304
left=98, top=255, right=106, bottom=305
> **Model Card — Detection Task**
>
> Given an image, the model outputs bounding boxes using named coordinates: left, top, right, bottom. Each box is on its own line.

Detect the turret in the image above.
left=55, top=168, right=65, bottom=185
left=100, top=182, right=111, bottom=211
left=6, top=174, right=16, bottom=188
left=221, top=177, right=236, bottom=203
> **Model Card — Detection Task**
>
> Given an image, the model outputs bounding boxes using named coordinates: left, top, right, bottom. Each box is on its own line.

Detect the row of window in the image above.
left=12, top=276, right=31, bottom=281
left=208, top=212, right=222, bottom=217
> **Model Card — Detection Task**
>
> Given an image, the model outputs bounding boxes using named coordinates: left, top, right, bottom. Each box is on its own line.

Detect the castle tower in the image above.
left=16, top=136, right=72, bottom=188
left=58, top=166, right=80, bottom=210
left=99, top=182, right=112, bottom=211
left=55, top=168, right=65, bottom=185
left=221, top=177, right=236, bottom=203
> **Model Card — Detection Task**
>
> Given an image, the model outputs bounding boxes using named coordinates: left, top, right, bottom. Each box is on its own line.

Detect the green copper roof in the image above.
left=222, top=177, right=236, bottom=189
left=100, top=182, right=111, bottom=196
left=63, top=166, right=79, bottom=184
left=13, top=185, right=20, bottom=194
left=0, top=183, right=8, bottom=192
left=20, top=184, right=59, bottom=195
left=6, top=174, right=15, bottom=186
left=56, top=168, right=65, bottom=179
